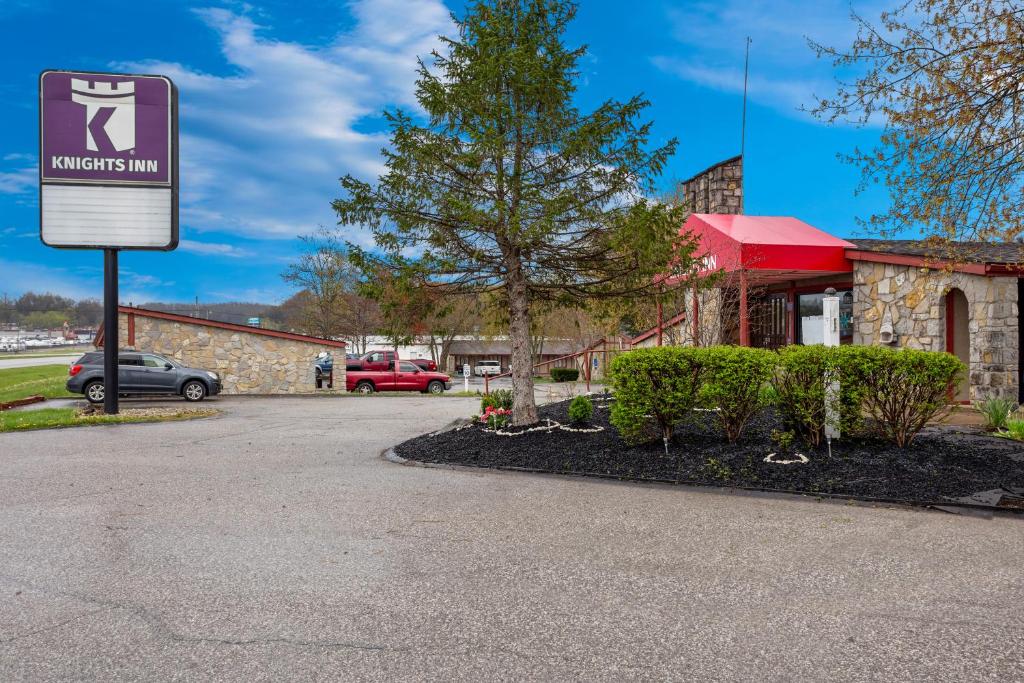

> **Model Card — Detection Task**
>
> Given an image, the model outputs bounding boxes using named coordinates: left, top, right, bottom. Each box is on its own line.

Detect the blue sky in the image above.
left=0, top=0, right=889, bottom=304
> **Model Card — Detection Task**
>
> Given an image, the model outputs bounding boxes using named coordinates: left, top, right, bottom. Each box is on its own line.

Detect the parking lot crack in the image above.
left=0, top=573, right=399, bottom=653
left=0, top=607, right=112, bottom=644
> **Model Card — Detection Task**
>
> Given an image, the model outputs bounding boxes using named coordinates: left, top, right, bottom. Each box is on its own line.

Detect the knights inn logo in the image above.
left=40, top=70, right=173, bottom=183
left=49, top=77, right=158, bottom=173
left=71, top=77, right=136, bottom=153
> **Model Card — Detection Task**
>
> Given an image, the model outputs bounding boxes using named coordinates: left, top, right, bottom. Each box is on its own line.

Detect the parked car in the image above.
left=345, top=350, right=437, bottom=372
left=313, top=352, right=336, bottom=388
left=347, top=349, right=396, bottom=371
left=410, top=358, right=438, bottom=371
left=314, top=351, right=333, bottom=376
left=67, top=351, right=222, bottom=403
left=474, top=360, right=502, bottom=376
left=346, top=360, right=451, bottom=394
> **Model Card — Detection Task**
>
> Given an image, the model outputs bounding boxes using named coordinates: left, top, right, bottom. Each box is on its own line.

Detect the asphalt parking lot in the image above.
left=1, top=395, right=1023, bottom=681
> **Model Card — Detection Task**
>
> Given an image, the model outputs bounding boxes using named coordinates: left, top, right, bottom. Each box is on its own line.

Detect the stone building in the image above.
left=632, top=214, right=1023, bottom=403
left=100, top=306, right=346, bottom=394
left=678, top=155, right=743, bottom=214
left=847, top=241, right=1022, bottom=402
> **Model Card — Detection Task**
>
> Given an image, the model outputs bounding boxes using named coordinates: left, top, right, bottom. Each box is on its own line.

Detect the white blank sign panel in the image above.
left=41, top=185, right=173, bottom=249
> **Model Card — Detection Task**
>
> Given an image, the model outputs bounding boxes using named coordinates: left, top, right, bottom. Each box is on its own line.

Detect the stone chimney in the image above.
left=679, top=155, right=743, bottom=214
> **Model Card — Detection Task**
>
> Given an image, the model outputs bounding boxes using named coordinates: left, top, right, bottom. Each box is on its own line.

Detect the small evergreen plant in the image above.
left=568, top=395, right=594, bottom=424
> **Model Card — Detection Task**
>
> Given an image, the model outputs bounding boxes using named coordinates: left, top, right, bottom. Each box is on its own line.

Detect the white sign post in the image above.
left=823, top=288, right=841, bottom=450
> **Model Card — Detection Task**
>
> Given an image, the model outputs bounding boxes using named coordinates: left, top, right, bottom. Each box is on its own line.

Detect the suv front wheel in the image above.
left=85, top=381, right=105, bottom=404
left=182, top=380, right=207, bottom=402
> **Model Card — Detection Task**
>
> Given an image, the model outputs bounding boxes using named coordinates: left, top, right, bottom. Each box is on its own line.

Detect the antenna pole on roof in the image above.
left=740, top=36, right=751, bottom=214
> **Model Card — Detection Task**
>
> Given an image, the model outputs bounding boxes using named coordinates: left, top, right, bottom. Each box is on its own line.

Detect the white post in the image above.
left=823, top=288, right=840, bottom=448
left=823, top=288, right=840, bottom=348
left=463, top=363, right=470, bottom=393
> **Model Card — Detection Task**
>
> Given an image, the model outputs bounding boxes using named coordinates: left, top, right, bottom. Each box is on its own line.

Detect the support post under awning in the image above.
left=739, top=269, right=750, bottom=347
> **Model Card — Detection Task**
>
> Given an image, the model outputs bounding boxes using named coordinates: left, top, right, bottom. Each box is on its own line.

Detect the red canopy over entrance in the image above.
left=685, top=214, right=855, bottom=283
left=674, top=214, right=855, bottom=347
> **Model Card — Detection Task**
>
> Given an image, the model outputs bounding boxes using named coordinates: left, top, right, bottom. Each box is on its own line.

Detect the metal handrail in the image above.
left=482, top=339, right=619, bottom=394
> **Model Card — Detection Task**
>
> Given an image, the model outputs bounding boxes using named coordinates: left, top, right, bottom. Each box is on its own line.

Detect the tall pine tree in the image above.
left=334, top=0, right=695, bottom=425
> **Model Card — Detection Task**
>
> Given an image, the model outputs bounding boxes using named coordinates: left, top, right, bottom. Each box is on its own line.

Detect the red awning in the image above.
left=681, top=214, right=855, bottom=284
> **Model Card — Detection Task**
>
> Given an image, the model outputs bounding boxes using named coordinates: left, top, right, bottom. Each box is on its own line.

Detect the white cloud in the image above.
left=116, top=1, right=453, bottom=241
left=179, top=239, right=252, bottom=258
left=0, top=165, right=34, bottom=195
left=653, top=0, right=888, bottom=120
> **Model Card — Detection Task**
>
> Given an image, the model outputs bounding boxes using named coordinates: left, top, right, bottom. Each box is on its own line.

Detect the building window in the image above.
left=796, top=290, right=853, bottom=344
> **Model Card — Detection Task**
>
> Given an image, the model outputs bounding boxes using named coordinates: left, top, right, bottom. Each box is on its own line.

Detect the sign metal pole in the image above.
left=103, top=248, right=119, bottom=414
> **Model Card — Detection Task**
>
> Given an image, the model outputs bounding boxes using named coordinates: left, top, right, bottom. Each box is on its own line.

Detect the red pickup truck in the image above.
left=346, top=350, right=437, bottom=372
left=347, top=360, right=452, bottom=394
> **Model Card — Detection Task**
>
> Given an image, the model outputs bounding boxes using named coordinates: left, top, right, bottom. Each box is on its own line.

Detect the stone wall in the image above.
left=118, top=313, right=345, bottom=394
left=852, top=262, right=1018, bottom=401
left=679, top=155, right=743, bottom=215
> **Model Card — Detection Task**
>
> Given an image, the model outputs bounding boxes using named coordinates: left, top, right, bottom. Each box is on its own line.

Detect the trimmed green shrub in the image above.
left=976, top=396, right=1017, bottom=432
left=550, top=367, right=580, bottom=382
left=568, top=395, right=594, bottom=424
left=480, top=388, right=513, bottom=413
left=772, top=345, right=867, bottom=447
left=609, top=346, right=706, bottom=446
left=701, top=346, right=777, bottom=442
left=840, top=346, right=965, bottom=447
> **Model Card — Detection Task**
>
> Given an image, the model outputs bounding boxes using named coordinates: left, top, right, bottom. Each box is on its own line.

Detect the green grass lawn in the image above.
left=0, top=407, right=218, bottom=432
left=0, top=364, right=77, bottom=404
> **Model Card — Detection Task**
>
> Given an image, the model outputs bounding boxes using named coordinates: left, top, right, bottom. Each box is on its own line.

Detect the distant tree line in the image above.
left=0, top=292, right=103, bottom=330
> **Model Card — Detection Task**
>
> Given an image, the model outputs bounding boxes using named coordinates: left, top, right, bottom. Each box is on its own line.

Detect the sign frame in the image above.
left=38, top=68, right=179, bottom=251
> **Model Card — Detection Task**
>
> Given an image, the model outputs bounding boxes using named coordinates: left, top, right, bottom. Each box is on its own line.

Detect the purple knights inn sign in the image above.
left=39, top=70, right=178, bottom=250
left=39, top=69, right=179, bottom=414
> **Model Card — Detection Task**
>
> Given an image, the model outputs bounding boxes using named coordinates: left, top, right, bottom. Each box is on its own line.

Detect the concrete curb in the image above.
left=0, top=395, right=46, bottom=411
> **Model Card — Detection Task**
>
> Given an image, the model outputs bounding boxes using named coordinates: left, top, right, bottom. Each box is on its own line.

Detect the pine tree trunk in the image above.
left=507, top=268, right=538, bottom=426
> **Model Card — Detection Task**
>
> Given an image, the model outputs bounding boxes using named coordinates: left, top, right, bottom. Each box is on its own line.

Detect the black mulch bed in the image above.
left=394, top=397, right=1024, bottom=511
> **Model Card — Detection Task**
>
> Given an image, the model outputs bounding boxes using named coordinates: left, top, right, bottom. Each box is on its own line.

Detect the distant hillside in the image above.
left=137, top=301, right=289, bottom=329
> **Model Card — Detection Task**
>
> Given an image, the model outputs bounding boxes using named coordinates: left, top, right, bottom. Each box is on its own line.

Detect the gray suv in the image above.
left=67, top=351, right=222, bottom=404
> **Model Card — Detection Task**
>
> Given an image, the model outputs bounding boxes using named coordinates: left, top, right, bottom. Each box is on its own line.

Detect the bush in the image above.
left=772, top=345, right=868, bottom=447
left=701, top=346, right=777, bottom=442
left=976, top=396, right=1017, bottom=431
left=772, top=345, right=840, bottom=447
left=841, top=346, right=965, bottom=447
left=609, top=346, right=705, bottom=446
left=568, top=395, right=594, bottom=424
left=550, top=367, right=580, bottom=382
left=480, top=388, right=513, bottom=413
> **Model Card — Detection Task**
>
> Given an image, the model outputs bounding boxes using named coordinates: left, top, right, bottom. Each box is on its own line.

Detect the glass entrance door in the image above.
left=750, top=294, right=788, bottom=349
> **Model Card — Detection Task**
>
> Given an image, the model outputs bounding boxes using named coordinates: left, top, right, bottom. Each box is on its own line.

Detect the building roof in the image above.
left=847, top=239, right=1024, bottom=265
left=96, top=306, right=346, bottom=348
left=448, top=339, right=580, bottom=356
left=682, top=214, right=855, bottom=283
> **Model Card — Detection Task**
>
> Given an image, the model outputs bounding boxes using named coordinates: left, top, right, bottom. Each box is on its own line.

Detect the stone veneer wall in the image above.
left=118, top=313, right=344, bottom=394
left=852, top=262, right=1018, bottom=401
left=679, top=155, right=743, bottom=214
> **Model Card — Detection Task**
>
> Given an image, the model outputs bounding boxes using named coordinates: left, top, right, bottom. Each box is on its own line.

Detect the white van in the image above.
left=474, top=360, right=502, bottom=376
